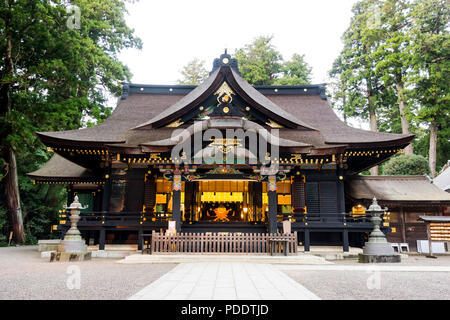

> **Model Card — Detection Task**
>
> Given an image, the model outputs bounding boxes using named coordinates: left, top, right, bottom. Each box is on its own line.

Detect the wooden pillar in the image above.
left=337, top=169, right=346, bottom=213
left=304, top=229, right=310, bottom=252
left=102, top=168, right=112, bottom=212
left=343, top=229, right=349, bottom=252
left=399, top=207, right=407, bottom=244
left=99, top=228, right=106, bottom=250
left=268, top=175, right=278, bottom=234
left=426, top=222, right=433, bottom=257
left=67, top=185, right=74, bottom=205
left=184, top=181, right=194, bottom=222
left=172, top=173, right=182, bottom=232
left=138, top=228, right=143, bottom=251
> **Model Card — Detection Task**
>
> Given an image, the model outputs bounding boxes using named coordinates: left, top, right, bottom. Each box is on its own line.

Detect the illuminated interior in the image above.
left=152, top=179, right=293, bottom=223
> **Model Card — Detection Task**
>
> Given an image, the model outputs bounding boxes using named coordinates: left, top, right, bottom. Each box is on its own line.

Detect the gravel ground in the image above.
left=2, top=246, right=450, bottom=300
left=333, top=255, right=450, bottom=266
left=284, top=270, right=450, bottom=300
left=284, top=256, right=450, bottom=300
left=0, top=246, right=176, bottom=300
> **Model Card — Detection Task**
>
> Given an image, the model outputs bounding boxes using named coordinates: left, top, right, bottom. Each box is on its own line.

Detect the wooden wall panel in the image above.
left=291, top=178, right=306, bottom=211
left=144, top=176, right=156, bottom=212
left=305, top=182, right=320, bottom=214
left=319, top=182, right=338, bottom=213
left=127, top=179, right=144, bottom=212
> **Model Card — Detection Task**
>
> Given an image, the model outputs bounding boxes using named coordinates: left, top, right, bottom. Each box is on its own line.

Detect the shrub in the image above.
left=382, top=154, right=430, bottom=176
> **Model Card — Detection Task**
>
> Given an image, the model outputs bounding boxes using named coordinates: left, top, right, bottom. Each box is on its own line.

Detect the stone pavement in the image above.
left=129, top=262, right=320, bottom=300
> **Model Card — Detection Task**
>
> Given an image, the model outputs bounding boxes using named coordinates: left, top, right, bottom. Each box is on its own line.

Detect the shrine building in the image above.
left=30, top=51, right=446, bottom=252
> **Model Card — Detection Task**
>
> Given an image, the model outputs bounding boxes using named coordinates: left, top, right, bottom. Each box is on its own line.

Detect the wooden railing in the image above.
left=60, top=211, right=172, bottom=227
left=277, top=212, right=373, bottom=224
left=150, top=231, right=298, bottom=255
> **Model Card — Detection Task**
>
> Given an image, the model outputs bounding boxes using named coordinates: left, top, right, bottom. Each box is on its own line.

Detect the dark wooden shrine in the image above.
left=29, top=52, right=416, bottom=252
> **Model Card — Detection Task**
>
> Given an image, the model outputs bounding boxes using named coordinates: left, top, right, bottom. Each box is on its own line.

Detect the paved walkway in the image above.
left=129, top=262, right=320, bottom=300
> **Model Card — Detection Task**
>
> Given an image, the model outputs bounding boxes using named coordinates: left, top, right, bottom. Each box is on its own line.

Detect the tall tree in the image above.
left=177, top=58, right=209, bottom=85
left=234, top=35, right=283, bottom=85
left=329, top=0, right=390, bottom=175
left=274, top=53, right=312, bottom=85
left=408, top=0, right=449, bottom=177
left=0, top=0, right=141, bottom=243
left=373, top=0, right=414, bottom=154
left=234, top=35, right=312, bottom=86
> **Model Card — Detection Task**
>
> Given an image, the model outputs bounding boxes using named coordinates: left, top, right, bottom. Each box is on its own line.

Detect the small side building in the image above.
left=346, top=175, right=450, bottom=251
left=434, top=161, right=450, bottom=193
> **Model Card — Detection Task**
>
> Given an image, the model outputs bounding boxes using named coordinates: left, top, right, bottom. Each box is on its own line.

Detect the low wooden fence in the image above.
left=150, top=231, right=298, bottom=255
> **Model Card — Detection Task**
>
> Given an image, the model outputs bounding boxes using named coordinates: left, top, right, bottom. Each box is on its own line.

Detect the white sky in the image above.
left=119, top=0, right=359, bottom=85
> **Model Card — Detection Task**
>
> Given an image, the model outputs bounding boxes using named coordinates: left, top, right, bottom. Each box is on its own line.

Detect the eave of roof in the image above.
left=418, top=216, right=450, bottom=222
left=34, top=55, right=414, bottom=152
left=346, top=175, right=450, bottom=203
left=434, top=163, right=450, bottom=191
left=27, top=154, right=97, bottom=181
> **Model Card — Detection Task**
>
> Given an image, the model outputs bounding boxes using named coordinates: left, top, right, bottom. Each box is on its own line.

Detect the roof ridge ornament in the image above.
left=211, top=50, right=240, bottom=75
left=214, top=81, right=235, bottom=97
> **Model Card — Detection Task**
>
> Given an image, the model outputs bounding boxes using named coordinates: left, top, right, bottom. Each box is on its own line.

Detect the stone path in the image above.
left=129, top=262, right=320, bottom=300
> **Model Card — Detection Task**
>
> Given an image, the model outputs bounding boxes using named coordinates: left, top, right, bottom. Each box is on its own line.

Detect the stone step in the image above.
left=87, top=244, right=138, bottom=251
left=117, top=253, right=332, bottom=265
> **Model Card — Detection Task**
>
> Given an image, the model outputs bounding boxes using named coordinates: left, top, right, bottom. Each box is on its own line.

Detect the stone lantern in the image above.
left=359, top=197, right=400, bottom=263
left=50, top=196, right=92, bottom=262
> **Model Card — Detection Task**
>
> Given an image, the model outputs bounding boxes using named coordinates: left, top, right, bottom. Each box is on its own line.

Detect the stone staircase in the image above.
left=117, top=253, right=332, bottom=265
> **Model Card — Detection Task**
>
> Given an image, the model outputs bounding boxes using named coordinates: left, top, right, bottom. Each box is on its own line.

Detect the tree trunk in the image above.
left=44, top=184, right=63, bottom=219
left=429, top=121, right=437, bottom=178
left=369, top=107, right=379, bottom=176
left=342, top=94, right=348, bottom=125
left=396, top=81, right=413, bottom=154
left=4, top=147, right=25, bottom=243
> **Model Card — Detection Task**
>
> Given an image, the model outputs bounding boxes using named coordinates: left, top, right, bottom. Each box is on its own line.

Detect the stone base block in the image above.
left=358, top=253, right=401, bottom=263
left=50, top=251, right=92, bottom=262
left=38, top=239, right=60, bottom=252
left=58, top=240, right=88, bottom=253
left=362, top=242, right=395, bottom=255
left=41, top=251, right=56, bottom=258
left=90, top=250, right=136, bottom=258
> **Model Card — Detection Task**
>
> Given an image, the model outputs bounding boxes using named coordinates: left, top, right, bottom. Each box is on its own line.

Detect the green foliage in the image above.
left=234, top=36, right=312, bottom=86
left=408, top=0, right=449, bottom=125
left=274, top=54, right=312, bottom=85
left=179, top=36, right=313, bottom=87
left=413, top=122, right=450, bottom=173
left=329, top=0, right=393, bottom=128
left=329, top=0, right=449, bottom=173
left=177, top=58, right=209, bottom=85
left=234, top=36, right=283, bottom=85
left=382, top=154, right=430, bottom=176
left=0, top=0, right=141, bottom=242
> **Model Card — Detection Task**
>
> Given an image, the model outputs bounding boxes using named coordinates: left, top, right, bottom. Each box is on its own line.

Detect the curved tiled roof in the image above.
left=434, top=162, right=450, bottom=191
left=346, top=175, right=450, bottom=202
left=266, top=95, right=413, bottom=145
left=37, top=94, right=185, bottom=145
left=37, top=71, right=413, bottom=152
left=133, top=66, right=315, bottom=130
left=27, top=154, right=95, bottom=181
